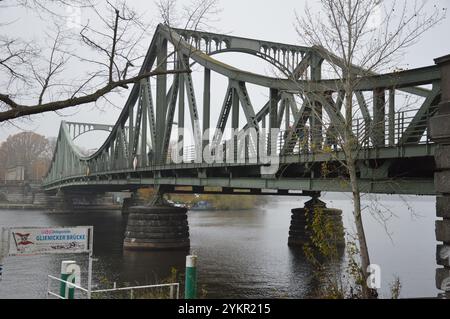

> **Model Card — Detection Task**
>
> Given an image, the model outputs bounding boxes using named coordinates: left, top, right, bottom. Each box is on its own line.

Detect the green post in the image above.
left=185, top=255, right=197, bottom=299
left=60, top=260, right=76, bottom=299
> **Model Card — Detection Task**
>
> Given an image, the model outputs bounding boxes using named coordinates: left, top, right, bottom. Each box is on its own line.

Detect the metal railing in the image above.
left=161, top=108, right=433, bottom=164
left=47, top=275, right=180, bottom=299
left=47, top=275, right=89, bottom=299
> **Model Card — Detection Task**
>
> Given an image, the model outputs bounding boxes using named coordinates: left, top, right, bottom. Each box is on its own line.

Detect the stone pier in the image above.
left=430, top=54, right=450, bottom=296
left=288, top=196, right=345, bottom=249
left=123, top=205, right=190, bottom=251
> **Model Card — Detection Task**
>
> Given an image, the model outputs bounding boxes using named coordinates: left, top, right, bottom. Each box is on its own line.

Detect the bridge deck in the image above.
left=44, top=143, right=436, bottom=196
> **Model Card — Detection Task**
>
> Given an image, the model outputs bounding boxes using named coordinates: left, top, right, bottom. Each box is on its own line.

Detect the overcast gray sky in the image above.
left=1, top=0, right=449, bottom=148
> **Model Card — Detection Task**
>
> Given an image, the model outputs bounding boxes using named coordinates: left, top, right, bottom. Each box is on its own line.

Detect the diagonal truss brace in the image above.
left=141, top=78, right=157, bottom=151
left=231, top=81, right=259, bottom=132
left=211, top=83, right=233, bottom=151
left=399, top=82, right=441, bottom=145
left=184, top=69, right=203, bottom=158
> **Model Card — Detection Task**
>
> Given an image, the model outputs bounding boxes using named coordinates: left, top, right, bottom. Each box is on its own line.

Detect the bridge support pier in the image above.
left=46, top=190, right=74, bottom=212
left=288, top=196, right=345, bottom=249
left=121, top=192, right=146, bottom=217
left=431, top=54, right=450, bottom=297
left=123, top=205, right=190, bottom=251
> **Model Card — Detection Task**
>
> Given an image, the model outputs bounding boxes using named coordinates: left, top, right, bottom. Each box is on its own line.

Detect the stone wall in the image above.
left=0, top=182, right=121, bottom=212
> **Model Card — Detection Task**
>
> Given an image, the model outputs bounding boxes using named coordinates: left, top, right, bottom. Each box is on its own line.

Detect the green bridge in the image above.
left=41, top=25, right=450, bottom=292
left=43, top=24, right=440, bottom=196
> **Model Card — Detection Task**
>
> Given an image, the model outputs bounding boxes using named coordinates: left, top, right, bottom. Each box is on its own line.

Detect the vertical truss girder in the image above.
left=304, top=53, right=324, bottom=150
left=373, top=88, right=386, bottom=147
left=162, top=73, right=180, bottom=163
left=156, top=35, right=168, bottom=163
left=178, top=61, right=185, bottom=158
left=268, top=88, right=280, bottom=156
left=388, top=89, right=395, bottom=146
left=203, top=68, right=211, bottom=150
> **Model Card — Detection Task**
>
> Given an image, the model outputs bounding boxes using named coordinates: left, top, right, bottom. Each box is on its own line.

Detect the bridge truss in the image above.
left=43, top=24, right=441, bottom=196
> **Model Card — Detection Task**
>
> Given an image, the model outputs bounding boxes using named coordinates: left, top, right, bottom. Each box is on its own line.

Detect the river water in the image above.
left=0, top=194, right=438, bottom=299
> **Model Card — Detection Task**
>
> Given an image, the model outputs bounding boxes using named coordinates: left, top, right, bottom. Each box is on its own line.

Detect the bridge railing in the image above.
left=274, top=107, right=432, bottom=156
left=165, top=107, right=430, bottom=165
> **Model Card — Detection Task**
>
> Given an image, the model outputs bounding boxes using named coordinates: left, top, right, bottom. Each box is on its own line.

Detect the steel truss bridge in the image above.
left=43, top=24, right=442, bottom=196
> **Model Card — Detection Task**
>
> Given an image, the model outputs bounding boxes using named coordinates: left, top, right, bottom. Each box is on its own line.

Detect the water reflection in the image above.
left=0, top=194, right=438, bottom=298
left=121, top=250, right=187, bottom=285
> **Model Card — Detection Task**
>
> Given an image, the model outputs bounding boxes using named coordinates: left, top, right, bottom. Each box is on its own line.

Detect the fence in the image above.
left=47, top=275, right=180, bottom=299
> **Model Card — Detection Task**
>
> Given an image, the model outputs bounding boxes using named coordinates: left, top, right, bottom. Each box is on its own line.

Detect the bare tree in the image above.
left=295, top=0, right=446, bottom=298
left=0, top=131, right=52, bottom=179
left=0, top=0, right=218, bottom=122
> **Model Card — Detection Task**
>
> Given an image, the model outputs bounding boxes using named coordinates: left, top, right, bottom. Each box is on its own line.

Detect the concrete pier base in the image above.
left=123, top=206, right=190, bottom=250
left=288, top=198, right=345, bottom=248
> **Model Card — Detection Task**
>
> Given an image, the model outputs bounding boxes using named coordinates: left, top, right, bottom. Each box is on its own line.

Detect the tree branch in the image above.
left=0, top=69, right=190, bottom=122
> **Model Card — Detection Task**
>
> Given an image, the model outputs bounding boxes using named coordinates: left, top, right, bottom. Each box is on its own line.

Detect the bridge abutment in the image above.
left=123, top=205, right=190, bottom=251
left=431, top=54, right=450, bottom=296
left=288, top=196, right=345, bottom=249
left=45, top=190, right=118, bottom=212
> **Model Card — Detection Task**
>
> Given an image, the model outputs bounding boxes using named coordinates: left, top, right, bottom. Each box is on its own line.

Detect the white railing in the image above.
left=47, top=275, right=89, bottom=299
left=47, top=275, right=180, bottom=299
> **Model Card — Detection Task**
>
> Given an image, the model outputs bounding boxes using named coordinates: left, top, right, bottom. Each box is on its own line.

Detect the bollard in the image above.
left=184, top=255, right=197, bottom=299
left=0, top=263, right=3, bottom=282
left=60, top=261, right=76, bottom=299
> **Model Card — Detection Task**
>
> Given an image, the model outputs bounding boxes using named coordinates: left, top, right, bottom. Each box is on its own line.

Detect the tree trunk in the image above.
left=344, top=87, right=373, bottom=299
left=347, top=158, right=373, bottom=298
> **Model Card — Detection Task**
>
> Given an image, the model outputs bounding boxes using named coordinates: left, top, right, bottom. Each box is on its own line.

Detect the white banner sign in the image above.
left=6, top=227, right=92, bottom=256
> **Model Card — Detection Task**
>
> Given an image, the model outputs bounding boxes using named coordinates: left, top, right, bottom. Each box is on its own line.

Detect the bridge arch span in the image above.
left=43, top=24, right=442, bottom=199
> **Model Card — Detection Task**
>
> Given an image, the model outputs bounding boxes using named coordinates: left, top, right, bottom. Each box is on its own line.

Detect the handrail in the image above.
left=47, top=275, right=180, bottom=299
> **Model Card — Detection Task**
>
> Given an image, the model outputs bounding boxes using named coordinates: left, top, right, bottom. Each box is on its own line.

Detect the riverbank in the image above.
left=0, top=203, right=46, bottom=210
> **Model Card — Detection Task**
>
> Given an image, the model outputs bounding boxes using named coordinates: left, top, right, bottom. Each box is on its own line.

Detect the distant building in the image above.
left=5, top=165, right=25, bottom=181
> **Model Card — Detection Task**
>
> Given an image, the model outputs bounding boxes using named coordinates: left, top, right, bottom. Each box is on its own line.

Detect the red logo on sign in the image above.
left=14, top=233, right=34, bottom=246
